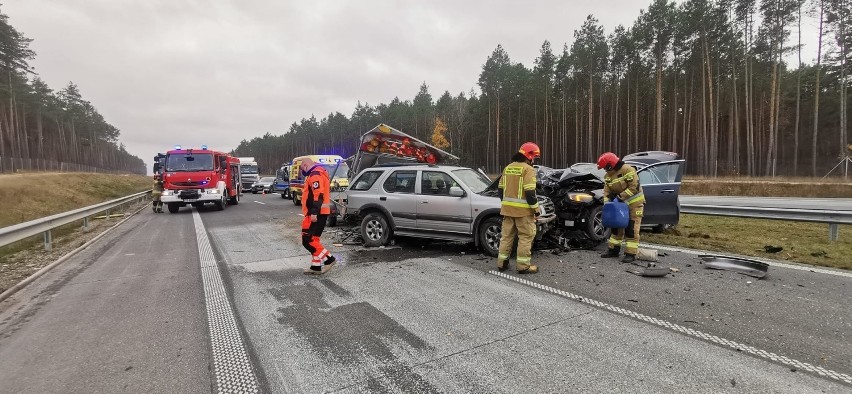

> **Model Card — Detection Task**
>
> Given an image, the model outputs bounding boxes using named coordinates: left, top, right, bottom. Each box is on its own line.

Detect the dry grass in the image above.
left=0, top=173, right=151, bottom=227
left=683, top=177, right=852, bottom=198
left=643, top=214, right=852, bottom=270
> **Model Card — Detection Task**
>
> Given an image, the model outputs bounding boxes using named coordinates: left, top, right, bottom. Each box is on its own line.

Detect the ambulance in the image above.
left=289, top=155, right=350, bottom=225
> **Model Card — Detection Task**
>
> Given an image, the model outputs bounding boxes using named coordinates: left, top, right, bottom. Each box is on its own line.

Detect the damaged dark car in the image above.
left=537, top=151, right=685, bottom=244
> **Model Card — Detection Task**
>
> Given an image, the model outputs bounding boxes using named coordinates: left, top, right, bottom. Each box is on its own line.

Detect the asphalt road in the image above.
left=0, top=208, right=212, bottom=393
left=0, top=193, right=850, bottom=393
left=681, top=195, right=852, bottom=211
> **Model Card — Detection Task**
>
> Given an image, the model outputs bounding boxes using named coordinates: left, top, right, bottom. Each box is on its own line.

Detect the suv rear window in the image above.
left=383, top=170, right=416, bottom=193
left=351, top=170, right=383, bottom=191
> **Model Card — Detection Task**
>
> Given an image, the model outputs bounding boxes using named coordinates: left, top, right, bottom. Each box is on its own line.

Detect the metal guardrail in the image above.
left=680, top=204, right=851, bottom=241
left=0, top=190, right=151, bottom=251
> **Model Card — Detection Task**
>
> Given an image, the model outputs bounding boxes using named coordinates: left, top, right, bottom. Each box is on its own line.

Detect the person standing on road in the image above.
left=598, top=152, right=645, bottom=264
left=496, top=142, right=541, bottom=274
left=300, top=157, right=337, bottom=274
left=152, top=174, right=164, bottom=213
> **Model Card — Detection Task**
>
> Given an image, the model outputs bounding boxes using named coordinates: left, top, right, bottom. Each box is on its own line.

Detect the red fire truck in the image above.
left=156, top=145, right=242, bottom=213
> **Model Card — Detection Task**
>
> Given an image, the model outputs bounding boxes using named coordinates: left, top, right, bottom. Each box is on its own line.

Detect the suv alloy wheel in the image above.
left=361, top=211, right=390, bottom=247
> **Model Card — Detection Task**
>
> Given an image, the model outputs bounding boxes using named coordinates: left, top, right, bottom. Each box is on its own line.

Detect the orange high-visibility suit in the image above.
left=301, top=165, right=334, bottom=270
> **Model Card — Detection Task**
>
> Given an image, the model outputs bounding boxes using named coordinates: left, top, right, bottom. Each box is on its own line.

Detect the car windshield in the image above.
left=240, top=164, right=258, bottom=174
left=453, top=168, right=492, bottom=194
left=165, top=153, right=214, bottom=172
left=260, top=177, right=275, bottom=182
left=323, top=162, right=350, bottom=178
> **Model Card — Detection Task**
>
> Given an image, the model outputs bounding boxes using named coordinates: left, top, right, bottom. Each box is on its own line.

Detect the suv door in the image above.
left=416, top=170, right=472, bottom=234
left=635, top=160, right=685, bottom=225
left=380, top=170, right=418, bottom=230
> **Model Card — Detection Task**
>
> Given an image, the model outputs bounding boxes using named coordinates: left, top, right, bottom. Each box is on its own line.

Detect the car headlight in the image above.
left=567, top=192, right=594, bottom=203
left=206, top=188, right=221, bottom=194
left=161, top=190, right=173, bottom=196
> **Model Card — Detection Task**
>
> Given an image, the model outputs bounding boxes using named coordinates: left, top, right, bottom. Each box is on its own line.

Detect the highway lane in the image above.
left=202, top=195, right=851, bottom=392
left=0, top=193, right=848, bottom=392
left=0, top=207, right=212, bottom=393
left=681, top=195, right=852, bottom=211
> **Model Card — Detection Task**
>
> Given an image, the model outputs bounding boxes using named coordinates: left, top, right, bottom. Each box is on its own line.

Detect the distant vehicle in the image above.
left=271, top=163, right=291, bottom=198
left=289, top=155, right=350, bottom=226
left=238, top=157, right=259, bottom=191
left=343, top=164, right=556, bottom=256
left=536, top=151, right=685, bottom=241
left=156, top=146, right=241, bottom=213
left=251, top=177, right=276, bottom=194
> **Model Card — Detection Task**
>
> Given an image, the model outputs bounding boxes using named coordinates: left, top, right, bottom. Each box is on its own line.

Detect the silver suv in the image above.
left=343, top=164, right=556, bottom=256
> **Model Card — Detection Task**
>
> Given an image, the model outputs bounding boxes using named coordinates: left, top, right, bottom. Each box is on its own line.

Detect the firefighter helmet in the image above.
left=597, top=152, right=620, bottom=171
left=519, top=142, right=541, bottom=161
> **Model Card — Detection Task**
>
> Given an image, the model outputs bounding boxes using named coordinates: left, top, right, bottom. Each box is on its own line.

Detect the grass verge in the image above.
left=643, top=214, right=851, bottom=270
left=0, top=172, right=151, bottom=227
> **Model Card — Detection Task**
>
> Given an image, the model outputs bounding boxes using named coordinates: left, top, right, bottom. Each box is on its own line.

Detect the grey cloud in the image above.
left=6, top=1, right=671, bottom=172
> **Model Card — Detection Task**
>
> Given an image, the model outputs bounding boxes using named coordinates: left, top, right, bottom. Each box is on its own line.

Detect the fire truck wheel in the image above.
left=167, top=203, right=180, bottom=213
left=215, top=194, right=227, bottom=211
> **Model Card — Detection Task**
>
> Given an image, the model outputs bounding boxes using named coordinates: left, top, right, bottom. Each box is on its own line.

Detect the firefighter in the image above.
left=597, top=152, right=645, bottom=264
left=496, top=142, right=541, bottom=274
left=152, top=174, right=164, bottom=213
left=300, top=157, right=337, bottom=274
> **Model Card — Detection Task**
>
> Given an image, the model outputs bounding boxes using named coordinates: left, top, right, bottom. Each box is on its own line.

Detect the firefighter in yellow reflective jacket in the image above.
left=496, top=142, right=541, bottom=274
left=597, top=152, right=645, bottom=263
left=152, top=174, right=164, bottom=213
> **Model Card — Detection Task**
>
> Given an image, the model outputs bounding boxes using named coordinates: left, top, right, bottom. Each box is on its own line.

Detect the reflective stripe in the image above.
left=605, top=171, right=636, bottom=186
left=625, top=193, right=645, bottom=205
left=497, top=254, right=509, bottom=260
left=321, top=203, right=332, bottom=208
left=635, top=209, right=644, bottom=217
left=516, top=256, right=531, bottom=263
left=608, top=238, right=621, bottom=246
left=502, top=201, right=539, bottom=209
left=522, top=184, right=536, bottom=190
left=623, top=189, right=634, bottom=197
left=625, top=241, right=639, bottom=249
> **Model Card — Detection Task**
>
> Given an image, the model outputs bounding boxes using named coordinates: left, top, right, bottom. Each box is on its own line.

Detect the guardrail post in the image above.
left=82, top=217, right=89, bottom=232
left=829, top=223, right=839, bottom=241
left=43, top=230, right=52, bottom=251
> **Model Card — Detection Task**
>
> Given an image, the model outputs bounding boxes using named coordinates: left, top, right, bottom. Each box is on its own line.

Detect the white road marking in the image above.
left=192, top=210, right=260, bottom=393
left=254, top=201, right=266, bottom=205
left=645, top=243, right=852, bottom=279
left=490, top=270, right=852, bottom=386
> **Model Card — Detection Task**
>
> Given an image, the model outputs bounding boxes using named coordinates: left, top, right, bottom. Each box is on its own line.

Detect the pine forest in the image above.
left=235, top=0, right=851, bottom=178
left=0, top=7, right=145, bottom=174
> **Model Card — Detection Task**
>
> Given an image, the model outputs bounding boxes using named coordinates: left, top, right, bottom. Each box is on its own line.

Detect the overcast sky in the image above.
left=4, top=1, right=821, bottom=173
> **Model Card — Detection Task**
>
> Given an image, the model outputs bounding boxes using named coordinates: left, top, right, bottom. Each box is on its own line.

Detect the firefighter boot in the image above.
left=517, top=264, right=538, bottom=274
left=496, top=259, right=509, bottom=272
left=600, top=248, right=620, bottom=258
left=621, top=253, right=636, bottom=264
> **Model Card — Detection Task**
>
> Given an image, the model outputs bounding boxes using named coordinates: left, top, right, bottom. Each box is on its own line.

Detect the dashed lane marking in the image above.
left=253, top=201, right=266, bottom=205
left=193, top=210, right=260, bottom=394
left=489, top=270, right=852, bottom=386
left=645, top=243, right=852, bottom=279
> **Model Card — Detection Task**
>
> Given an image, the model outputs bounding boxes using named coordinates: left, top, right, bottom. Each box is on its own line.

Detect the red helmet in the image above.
left=597, top=152, right=619, bottom=170
left=519, top=142, right=541, bottom=161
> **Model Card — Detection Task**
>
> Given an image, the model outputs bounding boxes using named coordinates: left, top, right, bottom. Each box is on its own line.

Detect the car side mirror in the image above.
left=449, top=186, right=464, bottom=197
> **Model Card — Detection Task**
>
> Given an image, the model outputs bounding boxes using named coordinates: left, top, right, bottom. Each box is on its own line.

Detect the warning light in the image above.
left=175, top=145, right=182, bottom=150
left=201, top=145, right=208, bottom=150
